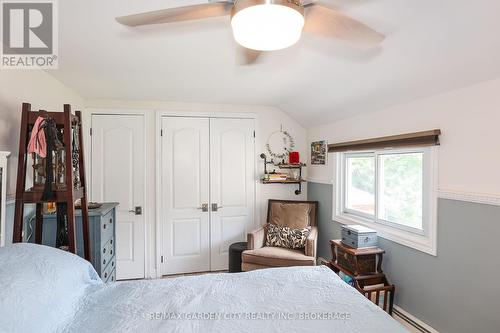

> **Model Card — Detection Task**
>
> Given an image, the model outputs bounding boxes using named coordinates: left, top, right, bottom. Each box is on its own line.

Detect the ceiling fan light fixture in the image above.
left=231, top=0, right=305, bottom=51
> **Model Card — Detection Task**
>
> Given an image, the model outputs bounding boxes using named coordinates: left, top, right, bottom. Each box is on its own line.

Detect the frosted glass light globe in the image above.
left=231, top=1, right=305, bottom=51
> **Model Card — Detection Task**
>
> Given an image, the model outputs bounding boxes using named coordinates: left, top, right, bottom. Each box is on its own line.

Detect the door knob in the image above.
left=211, top=203, right=223, bottom=212
left=197, top=203, right=209, bottom=212
left=129, top=206, right=142, bottom=215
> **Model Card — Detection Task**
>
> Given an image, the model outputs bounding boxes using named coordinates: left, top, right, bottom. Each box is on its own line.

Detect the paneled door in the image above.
left=91, top=114, right=145, bottom=280
left=209, top=118, right=255, bottom=271
left=160, top=116, right=255, bottom=275
left=161, top=117, right=210, bottom=274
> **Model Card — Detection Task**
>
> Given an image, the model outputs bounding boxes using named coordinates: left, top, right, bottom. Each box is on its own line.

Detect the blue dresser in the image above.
left=39, top=203, right=118, bottom=282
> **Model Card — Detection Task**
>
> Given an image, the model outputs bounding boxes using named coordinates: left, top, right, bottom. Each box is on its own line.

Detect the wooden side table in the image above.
left=330, top=239, right=385, bottom=279
left=327, top=239, right=395, bottom=315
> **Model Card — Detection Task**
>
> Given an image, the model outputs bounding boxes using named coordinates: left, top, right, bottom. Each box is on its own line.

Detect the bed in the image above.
left=0, top=244, right=406, bottom=333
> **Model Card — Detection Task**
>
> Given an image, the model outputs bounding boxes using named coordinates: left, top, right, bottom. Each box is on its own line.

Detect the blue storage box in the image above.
left=341, top=225, right=378, bottom=248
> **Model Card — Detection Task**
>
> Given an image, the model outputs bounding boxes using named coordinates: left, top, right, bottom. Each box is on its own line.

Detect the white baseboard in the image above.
left=393, top=306, right=439, bottom=333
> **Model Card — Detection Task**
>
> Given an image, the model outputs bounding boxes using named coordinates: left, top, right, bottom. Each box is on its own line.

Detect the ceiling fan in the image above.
left=116, top=0, right=384, bottom=63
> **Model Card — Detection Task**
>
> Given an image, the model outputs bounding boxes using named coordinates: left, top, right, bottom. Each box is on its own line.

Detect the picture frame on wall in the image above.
left=311, top=140, right=327, bottom=165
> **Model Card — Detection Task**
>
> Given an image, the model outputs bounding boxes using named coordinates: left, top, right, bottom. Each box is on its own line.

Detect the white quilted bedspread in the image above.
left=63, top=266, right=406, bottom=333
left=0, top=244, right=406, bottom=333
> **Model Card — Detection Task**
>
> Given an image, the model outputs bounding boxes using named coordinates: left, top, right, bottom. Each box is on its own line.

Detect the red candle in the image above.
left=289, top=151, right=300, bottom=164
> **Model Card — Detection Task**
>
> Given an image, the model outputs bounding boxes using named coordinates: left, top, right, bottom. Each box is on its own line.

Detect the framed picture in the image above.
left=311, top=140, right=327, bottom=165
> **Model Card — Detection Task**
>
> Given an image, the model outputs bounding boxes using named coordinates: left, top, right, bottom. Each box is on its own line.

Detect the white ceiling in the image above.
left=49, top=0, right=500, bottom=127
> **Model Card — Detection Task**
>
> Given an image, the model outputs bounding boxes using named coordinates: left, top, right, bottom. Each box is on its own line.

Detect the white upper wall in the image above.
left=85, top=99, right=308, bottom=225
left=48, top=0, right=500, bottom=127
left=0, top=71, right=84, bottom=195
left=307, top=78, right=500, bottom=197
left=0, top=66, right=308, bottom=221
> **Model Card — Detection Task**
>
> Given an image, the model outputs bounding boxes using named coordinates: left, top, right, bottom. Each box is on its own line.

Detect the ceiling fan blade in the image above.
left=116, top=2, right=233, bottom=27
left=237, top=46, right=263, bottom=65
left=303, top=3, right=385, bottom=45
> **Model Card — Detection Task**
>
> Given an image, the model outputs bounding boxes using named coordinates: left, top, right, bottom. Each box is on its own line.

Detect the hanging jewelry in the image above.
left=72, top=123, right=81, bottom=190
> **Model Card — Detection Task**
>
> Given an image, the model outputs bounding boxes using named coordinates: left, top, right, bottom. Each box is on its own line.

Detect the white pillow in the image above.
left=0, top=243, right=102, bottom=333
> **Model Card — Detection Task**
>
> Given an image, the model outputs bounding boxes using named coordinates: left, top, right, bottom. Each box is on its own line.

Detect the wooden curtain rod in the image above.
left=328, top=129, right=441, bottom=153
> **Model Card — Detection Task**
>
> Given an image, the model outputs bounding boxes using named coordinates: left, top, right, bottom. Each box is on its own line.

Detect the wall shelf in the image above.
left=261, top=178, right=306, bottom=195
left=260, top=154, right=306, bottom=195
left=274, top=163, right=306, bottom=169
left=261, top=179, right=305, bottom=184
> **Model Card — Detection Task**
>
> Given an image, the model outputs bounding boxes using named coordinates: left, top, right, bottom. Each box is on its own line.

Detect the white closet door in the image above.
left=209, top=118, right=255, bottom=271
left=161, top=117, right=210, bottom=275
left=91, top=114, right=145, bottom=280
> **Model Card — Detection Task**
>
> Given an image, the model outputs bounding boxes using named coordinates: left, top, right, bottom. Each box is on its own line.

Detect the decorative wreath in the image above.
left=265, top=130, right=295, bottom=160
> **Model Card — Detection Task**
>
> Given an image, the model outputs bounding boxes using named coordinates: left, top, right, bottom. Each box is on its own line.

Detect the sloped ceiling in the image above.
left=48, top=0, right=500, bottom=127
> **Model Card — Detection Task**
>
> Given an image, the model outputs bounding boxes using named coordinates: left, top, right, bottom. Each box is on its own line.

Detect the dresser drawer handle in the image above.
left=103, top=248, right=106, bottom=254
left=104, top=272, right=108, bottom=279
left=110, top=239, right=113, bottom=245
left=111, top=276, right=114, bottom=282
left=103, top=259, right=106, bottom=265
left=103, top=223, right=107, bottom=229
left=109, top=218, right=113, bottom=224
left=110, top=249, right=113, bottom=255
left=111, top=261, right=114, bottom=267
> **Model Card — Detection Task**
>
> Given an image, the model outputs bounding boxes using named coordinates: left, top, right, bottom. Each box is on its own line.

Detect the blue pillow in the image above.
left=0, top=243, right=102, bottom=333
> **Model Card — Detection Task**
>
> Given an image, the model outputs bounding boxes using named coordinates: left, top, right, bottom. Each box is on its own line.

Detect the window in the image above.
left=345, top=154, right=375, bottom=216
left=334, top=147, right=437, bottom=255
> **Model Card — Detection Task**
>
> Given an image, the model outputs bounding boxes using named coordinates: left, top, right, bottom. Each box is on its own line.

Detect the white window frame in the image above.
left=333, top=146, right=438, bottom=256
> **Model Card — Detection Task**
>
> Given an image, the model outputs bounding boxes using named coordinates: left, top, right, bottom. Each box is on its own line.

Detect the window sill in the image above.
left=333, top=213, right=437, bottom=256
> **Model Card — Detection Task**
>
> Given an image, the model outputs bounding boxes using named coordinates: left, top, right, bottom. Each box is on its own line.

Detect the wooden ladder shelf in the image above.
left=12, top=103, right=91, bottom=260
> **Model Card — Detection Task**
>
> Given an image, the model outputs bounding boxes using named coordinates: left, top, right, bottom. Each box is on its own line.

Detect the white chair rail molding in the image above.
left=0, top=151, right=10, bottom=248
left=330, top=130, right=440, bottom=255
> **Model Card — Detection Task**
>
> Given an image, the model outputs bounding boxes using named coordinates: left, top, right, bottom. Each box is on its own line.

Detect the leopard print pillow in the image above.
left=265, top=223, right=311, bottom=249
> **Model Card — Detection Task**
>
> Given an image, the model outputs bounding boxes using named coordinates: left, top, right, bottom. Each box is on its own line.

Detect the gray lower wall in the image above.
left=3, top=201, right=35, bottom=245
left=308, top=182, right=500, bottom=333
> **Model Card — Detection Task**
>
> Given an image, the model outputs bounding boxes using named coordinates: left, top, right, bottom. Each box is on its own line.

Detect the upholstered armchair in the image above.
left=241, top=199, right=319, bottom=271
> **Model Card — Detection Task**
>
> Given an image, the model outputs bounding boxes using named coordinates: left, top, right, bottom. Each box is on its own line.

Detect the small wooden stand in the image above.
left=326, top=239, right=395, bottom=315
left=12, top=103, right=91, bottom=260
left=330, top=239, right=385, bottom=278
left=356, top=275, right=395, bottom=315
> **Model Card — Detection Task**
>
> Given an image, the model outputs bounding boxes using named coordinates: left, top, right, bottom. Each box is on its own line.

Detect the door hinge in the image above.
left=161, top=255, right=164, bottom=263
left=253, top=130, right=255, bottom=138
left=160, top=129, right=163, bottom=137
left=90, top=128, right=92, bottom=136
